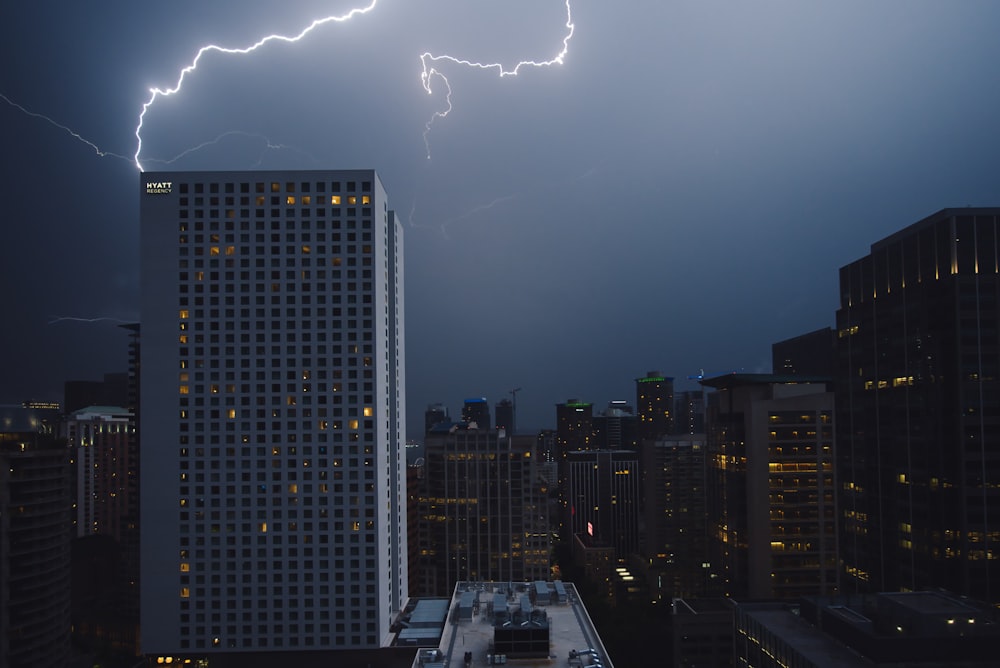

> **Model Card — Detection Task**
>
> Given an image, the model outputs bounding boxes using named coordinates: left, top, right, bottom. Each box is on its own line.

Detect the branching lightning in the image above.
left=133, top=0, right=380, bottom=170
left=4, top=1, right=575, bottom=170
left=0, top=93, right=131, bottom=162
left=140, top=130, right=319, bottom=168
left=48, top=316, right=132, bottom=326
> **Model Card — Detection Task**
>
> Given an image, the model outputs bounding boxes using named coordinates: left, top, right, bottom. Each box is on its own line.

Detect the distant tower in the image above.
left=592, top=401, right=638, bottom=449
left=636, top=372, right=674, bottom=440
left=674, top=390, right=705, bottom=435
left=495, top=398, right=514, bottom=433
left=462, top=397, right=490, bottom=429
left=425, top=402, right=449, bottom=435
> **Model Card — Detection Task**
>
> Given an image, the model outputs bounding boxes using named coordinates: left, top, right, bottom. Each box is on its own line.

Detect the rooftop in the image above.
left=407, top=581, right=612, bottom=668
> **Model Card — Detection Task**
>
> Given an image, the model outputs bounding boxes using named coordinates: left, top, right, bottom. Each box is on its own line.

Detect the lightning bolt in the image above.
left=5, top=1, right=575, bottom=170
left=420, top=0, right=575, bottom=157
left=0, top=93, right=131, bottom=162
left=134, top=0, right=380, bottom=171
left=48, top=316, right=132, bottom=326
left=140, top=130, right=319, bottom=168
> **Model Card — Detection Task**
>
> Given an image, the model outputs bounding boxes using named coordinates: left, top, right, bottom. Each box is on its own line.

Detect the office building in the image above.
left=461, top=397, right=490, bottom=429
left=417, top=425, right=549, bottom=597
left=734, top=591, right=1000, bottom=667
left=636, top=372, right=674, bottom=440
left=0, top=404, right=72, bottom=668
left=702, top=374, right=837, bottom=600
left=837, top=208, right=1000, bottom=603
left=139, top=170, right=406, bottom=656
left=67, top=405, right=133, bottom=539
left=672, top=597, right=735, bottom=668
left=494, top=398, right=513, bottom=433
left=565, top=449, right=640, bottom=563
left=772, top=327, right=835, bottom=377
left=674, top=389, right=705, bottom=435
left=423, top=403, right=447, bottom=436
left=643, top=435, right=711, bottom=600
left=592, top=401, right=638, bottom=450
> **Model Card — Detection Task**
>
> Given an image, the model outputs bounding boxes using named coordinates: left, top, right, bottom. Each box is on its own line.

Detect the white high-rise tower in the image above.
left=140, top=170, right=406, bottom=656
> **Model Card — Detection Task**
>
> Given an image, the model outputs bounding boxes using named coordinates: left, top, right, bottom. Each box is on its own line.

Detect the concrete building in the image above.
left=66, top=405, right=133, bottom=539
left=643, top=435, right=712, bottom=600
left=139, top=170, right=406, bottom=657
left=837, top=208, right=1000, bottom=603
left=0, top=404, right=71, bottom=668
left=566, top=449, right=640, bottom=563
left=417, top=424, right=550, bottom=596
left=702, top=374, right=837, bottom=600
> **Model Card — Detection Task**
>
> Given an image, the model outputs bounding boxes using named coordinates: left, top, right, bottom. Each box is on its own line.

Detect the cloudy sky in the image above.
left=2, top=1, right=1000, bottom=433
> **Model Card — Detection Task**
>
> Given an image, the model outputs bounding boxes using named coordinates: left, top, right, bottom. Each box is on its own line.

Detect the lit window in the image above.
left=361, top=195, right=370, bottom=204
left=181, top=587, right=190, bottom=598
left=179, top=310, right=189, bottom=319
left=286, top=196, right=296, bottom=205
left=227, top=409, right=236, bottom=419
left=363, top=407, right=373, bottom=417
left=179, top=385, right=189, bottom=395
left=348, top=196, right=357, bottom=205
left=210, top=246, right=220, bottom=256
left=349, top=420, right=359, bottom=430
left=331, top=196, right=341, bottom=205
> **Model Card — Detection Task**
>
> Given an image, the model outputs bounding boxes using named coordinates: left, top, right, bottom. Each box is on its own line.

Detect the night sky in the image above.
left=3, top=1, right=1000, bottom=434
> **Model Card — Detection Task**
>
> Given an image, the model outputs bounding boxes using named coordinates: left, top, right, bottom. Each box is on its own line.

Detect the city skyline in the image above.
left=3, top=2, right=1000, bottom=435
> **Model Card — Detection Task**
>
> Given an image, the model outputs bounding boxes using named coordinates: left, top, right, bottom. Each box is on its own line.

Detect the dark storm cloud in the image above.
left=3, top=1, right=1000, bottom=433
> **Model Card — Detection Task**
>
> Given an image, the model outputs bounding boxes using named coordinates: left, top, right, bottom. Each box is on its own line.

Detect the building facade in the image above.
left=67, top=406, right=133, bottom=539
left=566, top=449, right=640, bottom=563
left=139, top=170, right=406, bottom=655
left=417, top=426, right=549, bottom=596
left=703, top=374, right=837, bottom=600
left=0, top=405, right=72, bottom=668
left=837, top=208, right=1000, bottom=603
left=636, top=372, right=674, bottom=440
left=642, top=435, right=710, bottom=600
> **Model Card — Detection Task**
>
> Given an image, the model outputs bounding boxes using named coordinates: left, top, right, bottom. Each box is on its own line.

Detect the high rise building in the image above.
left=461, top=397, right=490, bottom=428
left=772, top=327, right=835, bottom=377
left=836, top=208, right=1000, bottom=603
left=66, top=406, right=133, bottom=539
left=565, top=449, right=640, bottom=563
left=592, top=401, right=638, bottom=449
left=0, top=404, right=72, bottom=668
left=423, top=403, right=448, bottom=436
left=139, top=170, right=406, bottom=656
left=494, top=398, right=513, bottom=433
left=642, top=435, right=710, bottom=600
left=702, top=374, right=837, bottom=600
left=417, top=425, right=550, bottom=596
left=636, top=372, right=674, bottom=440
left=673, top=389, right=705, bottom=435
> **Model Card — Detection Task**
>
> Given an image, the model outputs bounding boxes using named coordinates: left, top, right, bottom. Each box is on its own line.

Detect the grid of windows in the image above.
left=142, top=171, right=404, bottom=653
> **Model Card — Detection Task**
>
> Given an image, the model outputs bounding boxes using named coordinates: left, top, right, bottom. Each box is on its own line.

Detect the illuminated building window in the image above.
left=179, top=385, right=189, bottom=395
left=179, top=309, right=189, bottom=319
left=331, top=196, right=341, bottom=205
left=286, top=196, right=296, bottom=205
